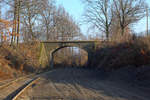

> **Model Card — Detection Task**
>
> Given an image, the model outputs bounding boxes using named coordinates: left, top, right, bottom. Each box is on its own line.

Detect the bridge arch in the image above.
left=39, top=41, right=98, bottom=68
left=49, top=45, right=89, bottom=68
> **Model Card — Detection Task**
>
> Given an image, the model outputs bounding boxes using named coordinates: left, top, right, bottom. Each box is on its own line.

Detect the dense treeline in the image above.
left=0, top=0, right=82, bottom=44
left=83, top=0, right=147, bottom=40
left=0, top=0, right=148, bottom=43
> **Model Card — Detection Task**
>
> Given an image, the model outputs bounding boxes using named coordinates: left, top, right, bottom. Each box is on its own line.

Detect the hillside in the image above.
left=0, top=42, right=40, bottom=80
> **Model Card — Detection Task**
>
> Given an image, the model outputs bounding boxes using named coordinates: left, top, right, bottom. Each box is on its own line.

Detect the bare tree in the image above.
left=21, top=0, right=43, bottom=41
left=113, top=0, right=146, bottom=35
left=53, top=6, right=80, bottom=41
left=2, top=0, right=22, bottom=44
left=3, top=0, right=81, bottom=43
left=83, top=0, right=113, bottom=40
left=39, top=0, right=55, bottom=41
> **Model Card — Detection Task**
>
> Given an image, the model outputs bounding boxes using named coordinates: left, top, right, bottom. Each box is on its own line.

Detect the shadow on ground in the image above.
left=39, top=67, right=150, bottom=100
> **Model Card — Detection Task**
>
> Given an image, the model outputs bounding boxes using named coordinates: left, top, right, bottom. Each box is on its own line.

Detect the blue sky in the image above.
left=57, top=0, right=150, bottom=36
left=56, top=0, right=84, bottom=22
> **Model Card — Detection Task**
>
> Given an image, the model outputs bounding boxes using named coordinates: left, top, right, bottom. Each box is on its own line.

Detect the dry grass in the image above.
left=90, top=36, right=150, bottom=70
left=0, top=41, right=41, bottom=79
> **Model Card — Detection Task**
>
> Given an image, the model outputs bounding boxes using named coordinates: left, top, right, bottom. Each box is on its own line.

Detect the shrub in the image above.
left=91, top=36, right=150, bottom=71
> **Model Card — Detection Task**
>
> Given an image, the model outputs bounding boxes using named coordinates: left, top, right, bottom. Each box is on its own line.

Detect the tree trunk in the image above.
left=46, top=25, right=49, bottom=40
left=17, top=0, right=21, bottom=45
left=121, top=27, right=124, bottom=36
left=11, top=0, right=18, bottom=45
left=106, top=28, right=109, bottom=41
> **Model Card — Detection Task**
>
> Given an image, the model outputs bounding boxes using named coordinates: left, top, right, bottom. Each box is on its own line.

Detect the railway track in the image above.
left=0, top=73, right=36, bottom=89
left=0, top=70, right=55, bottom=100
left=11, top=77, right=40, bottom=100
left=0, top=74, right=35, bottom=100
left=4, top=77, right=40, bottom=100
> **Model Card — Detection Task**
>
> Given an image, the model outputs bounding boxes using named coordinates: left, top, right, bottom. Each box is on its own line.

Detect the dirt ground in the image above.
left=16, top=67, right=150, bottom=100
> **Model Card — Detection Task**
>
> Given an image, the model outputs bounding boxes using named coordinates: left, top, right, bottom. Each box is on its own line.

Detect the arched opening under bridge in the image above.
left=39, top=41, right=97, bottom=68
left=49, top=46, right=88, bottom=68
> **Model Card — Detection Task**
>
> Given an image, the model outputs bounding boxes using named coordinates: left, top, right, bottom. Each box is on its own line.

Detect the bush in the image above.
left=0, top=41, right=41, bottom=75
left=91, top=36, right=150, bottom=71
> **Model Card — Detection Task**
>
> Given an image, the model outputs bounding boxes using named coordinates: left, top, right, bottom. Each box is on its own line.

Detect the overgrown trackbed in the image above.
left=16, top=67, right=150, bottom=100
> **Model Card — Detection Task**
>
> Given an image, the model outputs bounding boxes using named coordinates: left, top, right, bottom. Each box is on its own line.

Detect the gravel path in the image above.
left=15, top=67, right=150, bottom=100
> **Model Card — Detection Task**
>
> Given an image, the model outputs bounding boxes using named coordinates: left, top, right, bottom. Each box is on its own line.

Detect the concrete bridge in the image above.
left=39, top=40, right=100, bottom=67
